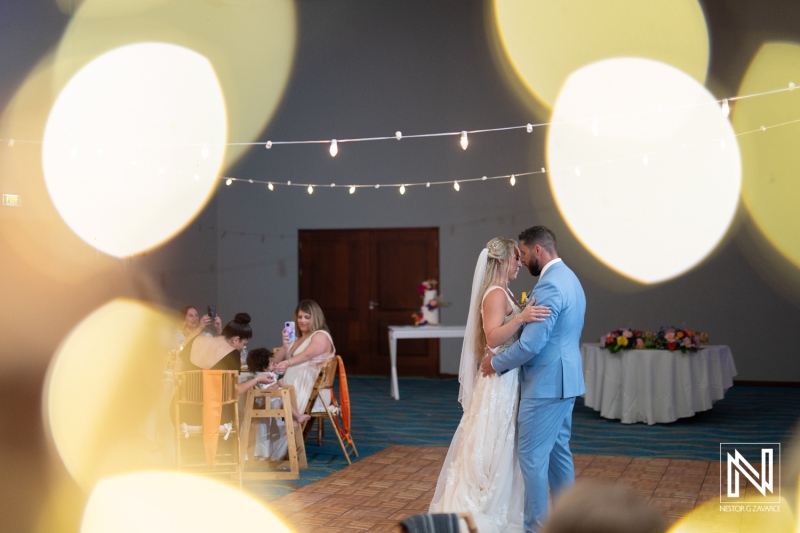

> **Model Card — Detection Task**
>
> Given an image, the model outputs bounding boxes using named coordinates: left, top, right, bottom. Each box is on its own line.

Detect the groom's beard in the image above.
left=527, top=259, right=542, bottom=277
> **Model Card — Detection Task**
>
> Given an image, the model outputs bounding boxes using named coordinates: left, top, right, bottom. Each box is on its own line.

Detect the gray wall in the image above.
left=3, top=1, right=800, bottom=382
left=208, top=1, right=800, bottom=381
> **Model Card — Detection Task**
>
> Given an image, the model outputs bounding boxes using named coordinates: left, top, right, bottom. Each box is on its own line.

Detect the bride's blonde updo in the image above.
left=473, top=237, right=518, bottom=359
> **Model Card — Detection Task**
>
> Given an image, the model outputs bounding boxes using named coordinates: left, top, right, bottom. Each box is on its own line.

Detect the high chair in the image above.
left=239, top=383, right=307, bottom=480
left=304, top=355, right=359, bottom=464
left=173, top=370, right=241, bottom=487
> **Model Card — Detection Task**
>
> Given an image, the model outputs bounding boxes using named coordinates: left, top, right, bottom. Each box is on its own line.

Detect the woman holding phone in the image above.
left=256, top=299, right=335, bottom=461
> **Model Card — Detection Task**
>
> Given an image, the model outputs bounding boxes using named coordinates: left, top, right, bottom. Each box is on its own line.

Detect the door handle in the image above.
left=368, top=300, right=380, bottom=310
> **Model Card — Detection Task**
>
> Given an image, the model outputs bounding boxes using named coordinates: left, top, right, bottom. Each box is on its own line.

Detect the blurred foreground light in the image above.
left=42, top=43, right=226, bottom=257
left=547, top=58, right=740, bottom=284
left=666, top=494, right=794, bottom=532
left=492, top=0, right=709, bottom=112
left=81, top=471, right=293, bottom=533
left=45, top=299, right=177, bottom=490
left=735, top=42, right=800, bottom=271
left=54, top=0, right=295, bottom=170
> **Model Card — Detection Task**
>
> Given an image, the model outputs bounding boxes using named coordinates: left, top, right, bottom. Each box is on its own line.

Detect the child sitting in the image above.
left=246, top=347, right=310, bottom=427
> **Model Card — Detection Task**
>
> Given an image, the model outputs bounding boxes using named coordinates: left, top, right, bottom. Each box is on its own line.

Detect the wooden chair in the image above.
left=173, top=370, right=241, bottom=487
left=239, top=384, right=307, bottom=480
left=303, top=355, right=359, bottom=464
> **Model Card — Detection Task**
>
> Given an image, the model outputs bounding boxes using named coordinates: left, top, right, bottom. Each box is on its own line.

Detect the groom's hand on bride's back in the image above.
left=480, top=350, right=497, bottom=376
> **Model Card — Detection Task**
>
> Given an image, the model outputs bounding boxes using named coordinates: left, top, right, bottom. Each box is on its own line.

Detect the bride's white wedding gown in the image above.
left=429, top=286, right=525, bottom=533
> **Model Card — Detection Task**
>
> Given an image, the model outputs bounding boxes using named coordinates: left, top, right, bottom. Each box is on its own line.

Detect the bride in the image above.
left=429, top=237, right=549, bottom=532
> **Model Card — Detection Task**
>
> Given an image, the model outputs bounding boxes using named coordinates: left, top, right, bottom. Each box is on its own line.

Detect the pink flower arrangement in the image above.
left=601, top=327, right=708, bottom=354
left=417, top=279, right=437, bottom=295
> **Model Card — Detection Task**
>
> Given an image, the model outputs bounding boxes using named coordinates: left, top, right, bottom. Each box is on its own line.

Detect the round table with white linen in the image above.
left=581, top=343, right=737, bottom=424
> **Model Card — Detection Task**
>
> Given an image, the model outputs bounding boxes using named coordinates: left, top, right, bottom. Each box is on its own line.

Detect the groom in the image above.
left=480, top=225, right=586, bottom=533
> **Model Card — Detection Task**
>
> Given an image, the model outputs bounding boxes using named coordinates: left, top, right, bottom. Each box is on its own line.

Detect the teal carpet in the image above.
left=246, top=376, right=800, bottom=503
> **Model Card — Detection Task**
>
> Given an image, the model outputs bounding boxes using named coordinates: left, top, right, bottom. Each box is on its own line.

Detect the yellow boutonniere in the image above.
left=520, top=292, right=528, bottom=305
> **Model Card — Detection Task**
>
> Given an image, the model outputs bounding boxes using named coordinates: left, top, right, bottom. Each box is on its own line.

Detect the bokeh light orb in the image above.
left=42, top=43, right=226, bottom=257
left=666, top=494, right=795, bottom=532
left=45, top=299, right=176, bottom=489
left=81, top=471, right=292, bottom=533
left=53, top=0, right=296, bottom=170
left=735, top=42, right=800, bottom=270
left=547, top=58, right=741, bottom=284
left=492, top=0, right=709, bottom=111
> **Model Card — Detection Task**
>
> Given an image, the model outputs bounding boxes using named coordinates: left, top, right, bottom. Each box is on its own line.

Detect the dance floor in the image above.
left=268, top=445, right=730, bottom=532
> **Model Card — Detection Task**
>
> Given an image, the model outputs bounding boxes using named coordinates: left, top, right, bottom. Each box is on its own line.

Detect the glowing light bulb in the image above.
left=510, top=174, right=516, bottom=186
left=761, top=126, right=766, bottom=132
left=349, top=185, right=356, bottom=194
left=541, top=167, right=545, bottom=173
left=268, top=182, right=274, bottom=191
left=721, top=99, right=730, bottom=118
left=287, top=180, right=292, bottom=185
left=330, top=183, right=335, bottom=187
left=591, top=119, right=599, bottom=136
left=201, top=143, right=209, bottom=159
left=400, top=184, right=406, bottom=195
left=395, top=131, right=402, bottom=140
left=225, top=178, right=232, bottom=186
left=426, top=182, right=430, bottom=188
left=790, top=82, right=796, bottom=90
left=265, top=141, right=272, bottom=149
left=307, top=185, right=314, bottom=194
left=482, top=176, right=487, bottom=180
left=7, top=139, right=14, bottom=147
left=375, top=184, right=380, bottom=189
left=329, top=139, right=338, bottom=157
left=248, top=179, right=253, bottom=184
left=453, top=181, right=460, bottom=191
left=460, top=131, right=468, bottom=150
left=526, top=123, right=533, bottom=133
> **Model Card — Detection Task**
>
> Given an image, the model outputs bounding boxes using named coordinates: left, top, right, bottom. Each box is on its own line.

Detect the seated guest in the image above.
left=174, top=305, right=222, bottom=349
left=175, top=313, right=273, bottom=426
left=258, top=300, right=335, bottom=461
left=246, top=348, right=311, bottom=461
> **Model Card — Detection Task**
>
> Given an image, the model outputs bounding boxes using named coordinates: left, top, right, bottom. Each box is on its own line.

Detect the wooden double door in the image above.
left=298, top=228, right=439, bottom=376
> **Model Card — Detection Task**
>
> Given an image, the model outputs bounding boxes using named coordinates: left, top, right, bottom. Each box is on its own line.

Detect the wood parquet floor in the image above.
left=268, top=445, right=732, bottom=532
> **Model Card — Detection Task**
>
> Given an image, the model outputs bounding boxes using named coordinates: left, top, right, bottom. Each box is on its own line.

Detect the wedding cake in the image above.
left=414, top=280, right=444, bottom=326
left=420, top=286, right=440, bottom=326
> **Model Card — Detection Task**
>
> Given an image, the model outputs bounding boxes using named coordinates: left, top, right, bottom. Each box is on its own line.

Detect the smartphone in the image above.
left=208, top=305, right=216, bottom=318
left=284, top=321, right=296, bottom=343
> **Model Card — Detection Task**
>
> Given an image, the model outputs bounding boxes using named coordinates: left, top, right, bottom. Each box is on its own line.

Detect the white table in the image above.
left=581, top=343, right=737, bottom=424
left=387, top=325, right=466, bottom=400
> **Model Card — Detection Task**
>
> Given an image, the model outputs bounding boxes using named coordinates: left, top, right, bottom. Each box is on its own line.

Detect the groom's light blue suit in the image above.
left=491, top=260, right=586, bottom=533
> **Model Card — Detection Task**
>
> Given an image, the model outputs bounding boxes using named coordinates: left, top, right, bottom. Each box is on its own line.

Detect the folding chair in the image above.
left=239, top=384, right=307, bottom=480
left=304, top=355, right=358, bottom=464
left=173, top=370, right=241, bottom=487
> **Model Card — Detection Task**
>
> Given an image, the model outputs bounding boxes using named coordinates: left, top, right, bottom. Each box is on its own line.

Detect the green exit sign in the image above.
left=2, top=194, right=22, bottom=206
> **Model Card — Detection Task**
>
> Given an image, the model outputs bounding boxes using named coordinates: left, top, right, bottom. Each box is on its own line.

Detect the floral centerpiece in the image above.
left=601, top=327, right=708, bottom=354
left=412, top=279, right=450, bottom=326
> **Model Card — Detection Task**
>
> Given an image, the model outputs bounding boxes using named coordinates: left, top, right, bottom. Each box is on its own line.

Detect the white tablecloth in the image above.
left=387, top=325, right=466, bottom=400
left=581, top=343, right=737, bottom=424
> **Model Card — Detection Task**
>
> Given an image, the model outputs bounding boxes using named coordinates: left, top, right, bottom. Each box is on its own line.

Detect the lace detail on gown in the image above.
left=429, top=286, right=524, bottom=533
